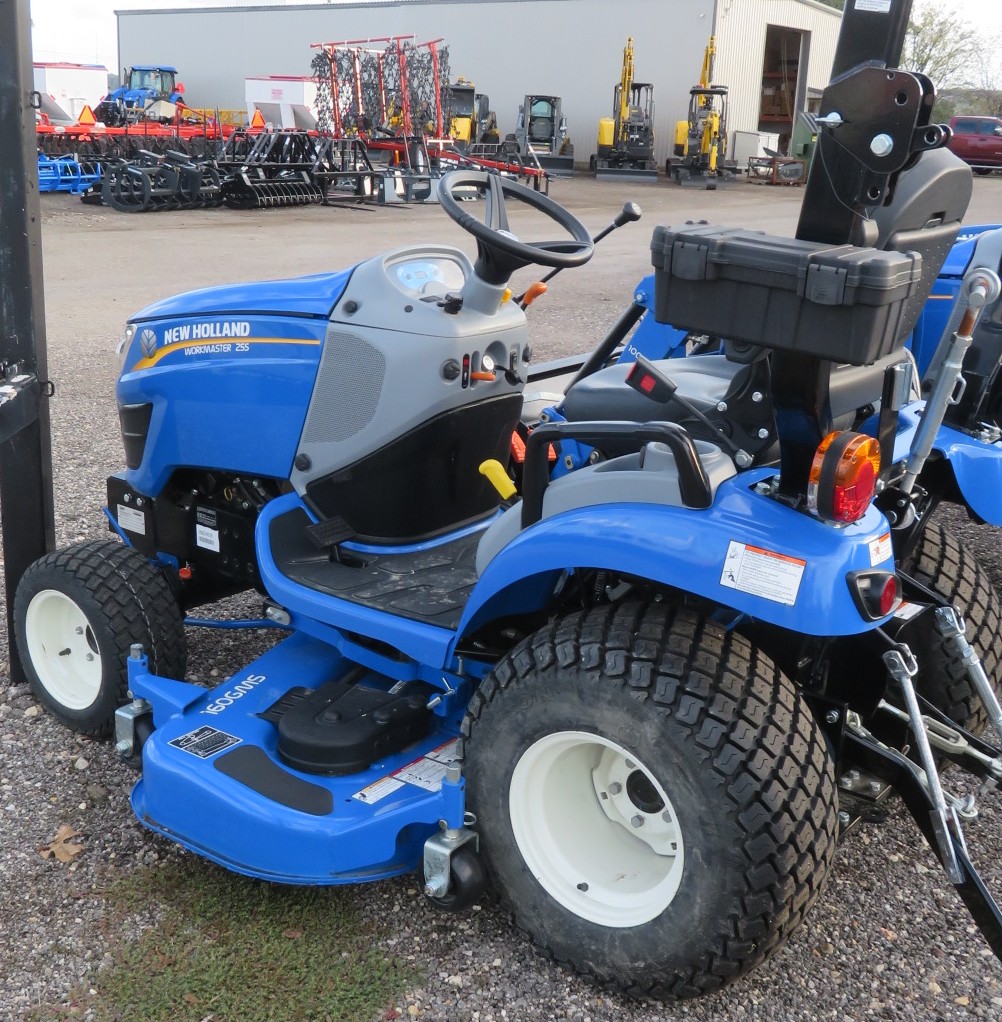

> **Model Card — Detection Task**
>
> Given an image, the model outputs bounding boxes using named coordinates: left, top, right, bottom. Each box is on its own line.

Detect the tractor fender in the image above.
left=931, top=424, right=1002, bottom=526
left=455, top=473, right=894, bottom=644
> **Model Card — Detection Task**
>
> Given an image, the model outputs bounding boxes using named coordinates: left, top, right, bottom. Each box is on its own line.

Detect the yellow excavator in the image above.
left=590, top=37, right=658, bottom=182
left=668, top=35, right=738, bottom=189
left=447, top=78, right=499, bottom=153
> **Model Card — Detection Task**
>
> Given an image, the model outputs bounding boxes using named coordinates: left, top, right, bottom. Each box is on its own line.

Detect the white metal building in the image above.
left=116, top=0, right=841, bottom=165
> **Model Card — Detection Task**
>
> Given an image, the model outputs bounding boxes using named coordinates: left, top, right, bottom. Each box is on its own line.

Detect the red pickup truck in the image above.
left=948, top=115, right=1002, bottom=173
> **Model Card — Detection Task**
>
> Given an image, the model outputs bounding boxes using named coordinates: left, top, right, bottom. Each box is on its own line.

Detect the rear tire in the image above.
left=14, top=541, right=187, bottom=739
left=904, top=523, right=1001, bottom=733
left=462, top=602, right=837, bottom=999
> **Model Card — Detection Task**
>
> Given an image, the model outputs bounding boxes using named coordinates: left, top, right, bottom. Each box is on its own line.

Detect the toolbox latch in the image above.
left=804, top=263, right=847, bottom=305
left=671, top=240, right=711, bottom=281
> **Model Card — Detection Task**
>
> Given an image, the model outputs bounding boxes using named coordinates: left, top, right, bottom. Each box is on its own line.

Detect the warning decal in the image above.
left=168, top=725, right=241, bottom=759
left=352, top=776, right=405, bottom=804
left=394, top=739, right=461, bottom=792
left=720, top=541, right=806, bottom=606
left=868, top=532, right=893, bottom=567
left=117, top=504, right=146, bottom=536
left=352, top=739, right=461, bottom=802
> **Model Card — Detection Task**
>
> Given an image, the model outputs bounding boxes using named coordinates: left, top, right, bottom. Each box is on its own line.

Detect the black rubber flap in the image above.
left=214, top=745, right=333, bottom=816
left=274, top=680, right=435, bottom=776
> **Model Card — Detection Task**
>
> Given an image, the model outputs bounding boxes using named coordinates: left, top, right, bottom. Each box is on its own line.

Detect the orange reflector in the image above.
left=808, top=431, right=881, bottom=524
left=77, top=104, right=96, bottom=126
left=250, top=109, right=266, bottom=129
left=178, top=566, right=193, bottom=581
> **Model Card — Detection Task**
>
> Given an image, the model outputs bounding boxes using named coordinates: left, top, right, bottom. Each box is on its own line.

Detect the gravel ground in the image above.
left=2, top=176, right=1002, bottom=1021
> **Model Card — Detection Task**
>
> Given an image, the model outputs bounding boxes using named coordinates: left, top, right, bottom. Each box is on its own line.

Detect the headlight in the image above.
left=117, top=322, right=136, bottom=370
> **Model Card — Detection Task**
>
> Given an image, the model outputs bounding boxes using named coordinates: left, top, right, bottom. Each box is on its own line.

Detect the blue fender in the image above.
left=456, top=471, right=895, bottom=643
left=932, top=424, right=1002, bottom=526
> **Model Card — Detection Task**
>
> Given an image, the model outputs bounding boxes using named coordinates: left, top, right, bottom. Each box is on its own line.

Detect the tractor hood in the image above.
left=131, top=268, right=354, bottom=323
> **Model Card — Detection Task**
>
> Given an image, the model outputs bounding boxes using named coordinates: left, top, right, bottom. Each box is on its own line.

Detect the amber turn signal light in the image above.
left=807, top=431, right=881, bottom=525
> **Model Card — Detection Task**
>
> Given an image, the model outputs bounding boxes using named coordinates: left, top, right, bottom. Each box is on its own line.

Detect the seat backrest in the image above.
left=871, top=147, right=973, bottom=341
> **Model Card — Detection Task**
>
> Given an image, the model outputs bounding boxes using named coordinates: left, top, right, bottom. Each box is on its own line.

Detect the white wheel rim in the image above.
left=24, top=589, right=102, bottom=710
left=509, top=730, right=685, bottom=927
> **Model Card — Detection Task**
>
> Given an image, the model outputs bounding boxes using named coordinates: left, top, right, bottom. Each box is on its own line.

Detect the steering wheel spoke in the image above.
left=485, top=174, right=511, bottom=233
left=437, top=171, right=594, bottom=286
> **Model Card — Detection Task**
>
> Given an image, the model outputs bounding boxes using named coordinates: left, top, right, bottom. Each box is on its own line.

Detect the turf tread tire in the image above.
left=462, top=602, right=837, bottom=1000
left=905, top=523, right=1001, bottom=733
left=14, top=540, right=187, bottom=739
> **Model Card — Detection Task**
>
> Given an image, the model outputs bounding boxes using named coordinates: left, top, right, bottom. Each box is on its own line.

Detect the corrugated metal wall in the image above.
left=714, top=0, right=840, bottom=151
left=116, top=0, right=842, bottom=165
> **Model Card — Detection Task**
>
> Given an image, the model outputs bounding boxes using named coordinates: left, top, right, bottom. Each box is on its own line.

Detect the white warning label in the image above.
left=893, top=601, right=924, bottom=622
left=868, top=532, right=893, bottom=566
left=720, top=541, right=806, bottom=606
left=352, top=776, right=405, bottom=804
left=117, top=504, right=146, bottom=536
left=854, top=0, right=891, bottom=12
left=394, top=739, right=461, bottom=792
left=196, top=523, right=221, bottom=552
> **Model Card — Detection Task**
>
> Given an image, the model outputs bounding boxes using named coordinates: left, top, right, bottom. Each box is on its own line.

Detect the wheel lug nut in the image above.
left=608, top=782, right=622, bottom=795
left=631, top=814, right=644, bottom=828
left=85, top=653, right=95, bottom=662
left=75, top=626, right=84, bottom=635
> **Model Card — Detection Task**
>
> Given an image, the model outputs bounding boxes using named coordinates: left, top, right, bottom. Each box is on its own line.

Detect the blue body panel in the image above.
left=129, top=635, right=463, bottom=884
left=118, top=312, right=331, bottom=495
left=907, top=224, right=1002, bottom=374
left=133, top=268, right=352, bottom=322
left=255, top=493, right=464, bottom=672
left=459, top=472, right=894, bottom=642
left=932, top=423, right=1002, bottom=526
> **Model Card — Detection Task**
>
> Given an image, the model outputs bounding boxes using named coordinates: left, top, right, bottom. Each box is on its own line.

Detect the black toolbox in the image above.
left=650, top=225, right=923, bottom=365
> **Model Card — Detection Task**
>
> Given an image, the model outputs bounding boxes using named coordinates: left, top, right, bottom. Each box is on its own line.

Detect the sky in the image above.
left=27, top=0, right=1002, bottom=74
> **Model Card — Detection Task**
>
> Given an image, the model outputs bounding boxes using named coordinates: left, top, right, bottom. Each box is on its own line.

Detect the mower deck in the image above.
left=130, top=631, right=464, bottom=884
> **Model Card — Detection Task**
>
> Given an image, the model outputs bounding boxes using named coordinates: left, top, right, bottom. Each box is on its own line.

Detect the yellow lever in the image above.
left=479, top=459, right=517, bottom=500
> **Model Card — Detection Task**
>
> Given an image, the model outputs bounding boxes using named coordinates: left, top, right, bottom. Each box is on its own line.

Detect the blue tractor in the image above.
left=94, top=65, right=184, bottom=126
left=14, top=0, right=1002, bottom=999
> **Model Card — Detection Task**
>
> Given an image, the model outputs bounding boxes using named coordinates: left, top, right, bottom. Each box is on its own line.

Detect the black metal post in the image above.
left=773, top=0, right=915, bottom=497
left=0, top=0, right=57, bottom=683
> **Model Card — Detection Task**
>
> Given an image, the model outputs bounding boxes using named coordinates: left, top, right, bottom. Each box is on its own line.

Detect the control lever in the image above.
left=517, top=202, right=641, bottom=308
left=625, top=354, right=753, bottom=468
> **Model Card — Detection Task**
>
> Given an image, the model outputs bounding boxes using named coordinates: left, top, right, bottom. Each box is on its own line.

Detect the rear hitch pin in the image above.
left=883, top=645, right=964, bottom=883
left=934, top=606, right=1002, bottom=745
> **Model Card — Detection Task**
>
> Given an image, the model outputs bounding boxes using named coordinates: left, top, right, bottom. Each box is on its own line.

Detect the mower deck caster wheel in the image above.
left=425, top=844, right=486, bottom=913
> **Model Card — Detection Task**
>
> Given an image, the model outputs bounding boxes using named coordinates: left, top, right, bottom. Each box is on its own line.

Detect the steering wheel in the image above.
left=437, top=171, right=594, bottom=286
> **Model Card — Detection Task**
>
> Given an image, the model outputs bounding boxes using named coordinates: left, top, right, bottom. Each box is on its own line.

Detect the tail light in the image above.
left=807, top=431, right=880, bottom=525
left=847, top=570, right=900, bottom=620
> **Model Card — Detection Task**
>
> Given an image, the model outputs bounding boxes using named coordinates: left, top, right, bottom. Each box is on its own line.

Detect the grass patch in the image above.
left=51, top=854, right=418, bottom=1022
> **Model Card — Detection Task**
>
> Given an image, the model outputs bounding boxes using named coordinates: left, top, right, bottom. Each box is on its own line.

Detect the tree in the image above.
left=903, top=1, right=979, bottom=88
left=968, top=33, right=1002, bottom=117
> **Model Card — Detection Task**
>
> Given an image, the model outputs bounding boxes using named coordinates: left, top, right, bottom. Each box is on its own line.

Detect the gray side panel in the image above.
left=475, top=442, right=736, bottom=574
left=301, top=332, right=386, bottom=444
left=290, top=246, right=527, bottom=498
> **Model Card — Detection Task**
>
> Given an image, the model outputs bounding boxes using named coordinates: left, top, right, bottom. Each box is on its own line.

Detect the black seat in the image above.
left=561, top=148, right=973, bottom=451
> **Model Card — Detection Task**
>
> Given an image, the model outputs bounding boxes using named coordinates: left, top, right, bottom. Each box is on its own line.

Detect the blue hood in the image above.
left=132, top=267, right=354, bottom=322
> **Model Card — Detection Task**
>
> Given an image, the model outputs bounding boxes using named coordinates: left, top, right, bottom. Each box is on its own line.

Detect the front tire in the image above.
left=14, top=540, right=187, bottom=738
left=462, top=602, right=837, bottom=999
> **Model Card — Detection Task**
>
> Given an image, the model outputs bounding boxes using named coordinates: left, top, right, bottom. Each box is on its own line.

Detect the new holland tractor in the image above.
left=15, top=0, right=1002, bottom=999
left=94, top=65, right=185, bottom=127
